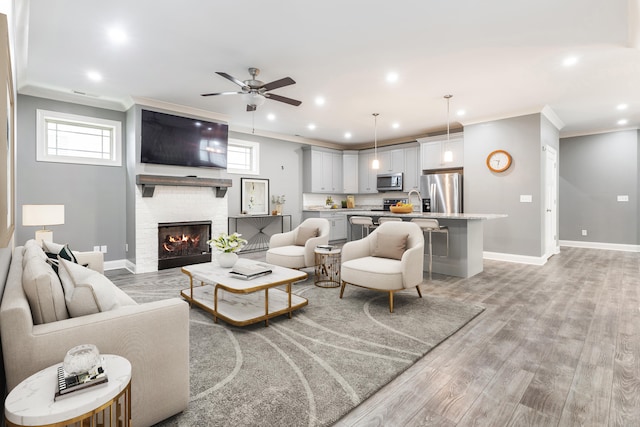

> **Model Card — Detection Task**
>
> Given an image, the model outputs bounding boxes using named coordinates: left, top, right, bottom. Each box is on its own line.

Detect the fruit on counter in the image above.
left=395, top=201, right=413, bottom=208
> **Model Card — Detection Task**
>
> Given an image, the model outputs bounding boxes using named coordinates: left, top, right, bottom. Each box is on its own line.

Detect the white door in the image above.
left=544, top=145, right=558, bottom=257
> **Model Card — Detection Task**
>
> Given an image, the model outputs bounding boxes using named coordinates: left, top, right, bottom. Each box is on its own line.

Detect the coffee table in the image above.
left=181, top=259, right=308, bottom=327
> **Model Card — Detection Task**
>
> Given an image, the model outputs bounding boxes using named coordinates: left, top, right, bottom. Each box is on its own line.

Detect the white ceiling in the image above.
left=15, top=0, right=640, bottom=146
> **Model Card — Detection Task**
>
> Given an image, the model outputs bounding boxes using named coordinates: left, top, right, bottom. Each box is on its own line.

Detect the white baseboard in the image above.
left=104, top=259, right=136, bottom=273
left=559, top=240, right=640, bottom=252
left=483, top=251, right=548, bottom=266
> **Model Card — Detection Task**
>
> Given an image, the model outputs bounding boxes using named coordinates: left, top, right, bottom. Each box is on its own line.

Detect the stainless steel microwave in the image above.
left=376, top=173, right=403, bottom=192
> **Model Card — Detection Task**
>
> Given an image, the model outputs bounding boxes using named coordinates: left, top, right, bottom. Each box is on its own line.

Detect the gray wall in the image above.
left=465, top=113, right=556, bottom=257
left=559, top=130, right=638, bottom=244
left=16, top=95, right=127, bottom=258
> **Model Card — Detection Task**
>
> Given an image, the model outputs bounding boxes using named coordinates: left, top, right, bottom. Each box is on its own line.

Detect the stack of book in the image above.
left=55, top=359, right=108, bottom=400
left=316, top=245, right=335, bottom=251
left=229, top=263, right=273, bottom=280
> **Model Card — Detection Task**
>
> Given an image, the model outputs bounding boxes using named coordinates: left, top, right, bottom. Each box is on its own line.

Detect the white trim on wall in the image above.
left=483, top=251, right=548, bottom=266
left=560, top=240, right=640, bottom=253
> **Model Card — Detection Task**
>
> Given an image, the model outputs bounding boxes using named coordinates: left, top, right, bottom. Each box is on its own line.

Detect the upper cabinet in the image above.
left=403, top=145, right=420, bottom=191
left=342, top=151, right=359, bottom=194
left=418, top=134, right=464, bottom=170
left=303, top=147, right=344, bottom=193
left=376, top=149, right=404, bottom=174
left=358, top=151, right=377, bottom=193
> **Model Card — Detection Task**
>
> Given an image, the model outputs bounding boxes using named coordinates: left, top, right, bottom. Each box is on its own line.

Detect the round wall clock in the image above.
left=486, top=149, right=512, bottom=173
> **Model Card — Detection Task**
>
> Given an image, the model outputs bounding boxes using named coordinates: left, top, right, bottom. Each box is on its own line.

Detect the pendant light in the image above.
left=371, top=113, right=380, bottom=169
left=443, top=94, right=453, bottom=163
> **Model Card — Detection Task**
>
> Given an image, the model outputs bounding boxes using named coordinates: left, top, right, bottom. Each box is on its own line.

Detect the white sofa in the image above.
left=0, top=242, right=190, bottom=427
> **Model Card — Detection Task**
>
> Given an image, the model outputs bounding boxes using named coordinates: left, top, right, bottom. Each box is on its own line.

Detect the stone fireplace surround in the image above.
left=134, top=185, right=228, bottom=273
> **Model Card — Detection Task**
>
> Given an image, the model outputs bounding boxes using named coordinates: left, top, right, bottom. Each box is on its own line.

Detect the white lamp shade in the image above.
left=243, top=93, right=266, bottom=107
left=371, top=158, right=380, bottom=169
left=22, top=205, right=65, bottom=227
left=443, top=150, right=454, bottom=163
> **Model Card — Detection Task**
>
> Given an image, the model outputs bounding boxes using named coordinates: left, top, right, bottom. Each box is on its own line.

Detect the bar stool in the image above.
left=410, top=218, right=449, bottom=279
left=377, top=217, right=402, bottom=224
left=349, top=216, right=376, bottom=240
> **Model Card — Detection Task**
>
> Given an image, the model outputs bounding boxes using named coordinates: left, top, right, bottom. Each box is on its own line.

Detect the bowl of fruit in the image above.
left=389, top=202, right=414, bottom=213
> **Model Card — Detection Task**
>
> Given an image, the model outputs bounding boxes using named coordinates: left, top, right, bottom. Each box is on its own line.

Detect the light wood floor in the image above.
left=331, top=246, right=640, bottom=426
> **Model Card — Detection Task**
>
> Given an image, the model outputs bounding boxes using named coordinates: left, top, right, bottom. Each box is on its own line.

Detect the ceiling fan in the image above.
left=201, top=67, right=302, bottom=111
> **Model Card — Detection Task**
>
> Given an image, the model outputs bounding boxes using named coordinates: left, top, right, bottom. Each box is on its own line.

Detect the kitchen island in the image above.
left=340, top=210, right=506, bottom=278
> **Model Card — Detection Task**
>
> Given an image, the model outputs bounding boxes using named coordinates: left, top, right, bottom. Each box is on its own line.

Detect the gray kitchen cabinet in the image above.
left=358, top=151, right=377, bottom=193
left=342, top=151, right=358, bottom=193
left=403, top=145, right=420, bottom=191
left=303, top=147, right=343, bottom=193
left=419, top=135, right=464, bottom=170
left=303, top=211, right=347, bottom=242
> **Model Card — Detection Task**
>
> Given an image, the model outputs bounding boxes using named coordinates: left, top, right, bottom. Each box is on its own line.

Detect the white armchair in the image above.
left=340, top=221, right=424, bottom=312
left=266, top=218, right=330, bottom=269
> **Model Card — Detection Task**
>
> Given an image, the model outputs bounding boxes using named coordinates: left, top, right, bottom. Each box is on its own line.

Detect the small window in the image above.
left=226, top=139, right=260, bottom=175
left=36, top=109, right=122, bottom=167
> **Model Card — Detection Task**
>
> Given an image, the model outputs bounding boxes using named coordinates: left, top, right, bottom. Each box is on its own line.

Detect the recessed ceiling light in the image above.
left=457, top=109, right=466, bottom=116
left=617, top=103, right=628, bottom=110
left=563, top=56, right=578, bottom=67
left=386, top=72, right=399, bottom=83
left=344, top=132, right=352, bottom=139
left=87, top=71, right=102, bottom=82
left=307, top=123, right=316, bottom=130
left=194, top=122, right=202, bottom=127
left=314, top=96, right=325, bottom=106
left=617, top=119, right=628, bottom=125
left=108, top=27, right=128, bottom=44
left=267, top=113, right=276, bottom=121
left=391, top=122, right=400, bottom=129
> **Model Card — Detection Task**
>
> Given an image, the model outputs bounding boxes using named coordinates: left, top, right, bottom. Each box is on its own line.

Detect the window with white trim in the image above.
left=226, top=139, right=260, bottom=175
left=36, top=109, right=123, bottom=167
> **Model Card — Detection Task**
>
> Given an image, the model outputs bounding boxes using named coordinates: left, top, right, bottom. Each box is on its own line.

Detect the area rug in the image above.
left=115, top=270, right=484, bottom=427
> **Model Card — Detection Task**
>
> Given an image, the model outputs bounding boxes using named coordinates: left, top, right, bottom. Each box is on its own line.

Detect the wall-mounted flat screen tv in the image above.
left=140, top=109, right=228, bottom=169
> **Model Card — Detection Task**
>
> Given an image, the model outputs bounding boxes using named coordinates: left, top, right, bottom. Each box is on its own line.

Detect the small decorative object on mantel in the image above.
left=271, top=194, right=286, bottom=215
left=208, top=233, right=248, bottom=268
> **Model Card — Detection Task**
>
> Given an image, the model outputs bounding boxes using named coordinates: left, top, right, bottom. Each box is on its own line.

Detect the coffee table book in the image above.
left=229, top=262, right=272, bottom=280
left=55, top=360, right=108, bottom=401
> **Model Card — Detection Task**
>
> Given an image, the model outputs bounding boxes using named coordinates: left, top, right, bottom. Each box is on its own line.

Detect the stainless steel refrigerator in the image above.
left=419, top=173, right=463, bottom=213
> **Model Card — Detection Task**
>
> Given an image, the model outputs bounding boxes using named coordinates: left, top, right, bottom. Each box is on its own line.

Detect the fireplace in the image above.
left=158, top=221, right=212, bottom=270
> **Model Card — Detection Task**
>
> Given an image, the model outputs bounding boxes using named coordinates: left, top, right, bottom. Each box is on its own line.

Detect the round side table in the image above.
left=5, top=354, right=131, bottom=427
left=314, top=247, right=342, bottom=288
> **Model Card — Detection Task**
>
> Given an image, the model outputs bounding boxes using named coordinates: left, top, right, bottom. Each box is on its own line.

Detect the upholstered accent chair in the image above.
left=266, top=218, right=330, bottom=269
left=340, top=221, right=424, bottom=312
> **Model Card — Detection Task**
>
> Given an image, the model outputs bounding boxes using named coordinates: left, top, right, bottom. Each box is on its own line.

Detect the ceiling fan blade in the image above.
left=215, top=72, right=249, bottom=89
left=246, top=104, right=257, bottom=112
left=265, top=93, right=302, bottom=106
left=262, top=77, right=296, bottom=91
left=201, top=91, right=243, bottom=97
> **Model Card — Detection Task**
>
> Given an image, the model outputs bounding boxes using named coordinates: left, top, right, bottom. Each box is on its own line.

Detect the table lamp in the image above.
left=22, top=204, right=65, bottom=244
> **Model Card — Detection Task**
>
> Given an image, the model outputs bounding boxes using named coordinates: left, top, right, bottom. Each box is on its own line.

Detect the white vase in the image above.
left=217, top=252, right=238, bottom=268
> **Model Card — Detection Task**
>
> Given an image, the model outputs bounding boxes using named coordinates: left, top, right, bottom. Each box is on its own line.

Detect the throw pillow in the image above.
left=42, top=240, right=78, bottom=265
left=22, top=255, right=70, bottom=324
left=295, top=226, right=319, bottom=246
left=57, top=258, right=118, bottom=318
left=372, top=232, right=409, bottom=260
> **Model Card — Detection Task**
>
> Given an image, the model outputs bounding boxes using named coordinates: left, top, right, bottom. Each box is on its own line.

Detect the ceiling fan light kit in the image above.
left=201, top=67, right=302, bottom=111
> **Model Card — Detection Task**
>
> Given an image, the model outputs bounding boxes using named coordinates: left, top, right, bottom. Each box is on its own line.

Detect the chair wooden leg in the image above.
left=389, top=291, right=394, bottom=313
left=340, top=281, right=347, bottom=298
left=416, top=285, right=422, bottom=298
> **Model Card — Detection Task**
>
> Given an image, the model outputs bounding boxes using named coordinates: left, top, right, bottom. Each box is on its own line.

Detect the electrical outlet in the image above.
left=617, top=195, right=629, bottom=202
left=581, top=230, right=587, bottom=236
left=93, top=246, right=100, bottom=252
left=520, top=195, right=533, bottom=203
left=100, top=245, right=107, bottom=253
left=125, top=243, right=129, bottom=252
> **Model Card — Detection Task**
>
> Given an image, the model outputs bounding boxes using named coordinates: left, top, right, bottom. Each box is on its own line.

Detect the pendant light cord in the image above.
left=373, top=113, right=379, bottom=158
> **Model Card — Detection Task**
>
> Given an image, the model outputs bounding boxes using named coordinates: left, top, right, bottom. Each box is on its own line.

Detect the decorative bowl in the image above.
left=390, top=205, right=414, bottom=213
left=63, top=344, right=100, bottom=374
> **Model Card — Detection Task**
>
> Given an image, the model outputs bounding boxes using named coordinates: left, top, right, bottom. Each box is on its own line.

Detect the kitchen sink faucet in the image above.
left=407, top=189, right=422, bottom=212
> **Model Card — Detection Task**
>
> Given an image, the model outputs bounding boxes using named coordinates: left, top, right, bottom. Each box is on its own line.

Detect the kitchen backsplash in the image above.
left=302, top=193, right=402, bottom=209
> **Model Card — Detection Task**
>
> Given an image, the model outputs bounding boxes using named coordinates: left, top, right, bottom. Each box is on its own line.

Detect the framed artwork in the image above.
left=0, top=16, right=15, bottom=247
left=241, top=178, right=269, bottom=215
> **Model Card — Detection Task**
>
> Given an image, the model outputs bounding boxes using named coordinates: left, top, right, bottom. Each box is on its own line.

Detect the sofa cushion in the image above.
left=22, top=242, right=48, bottom=269
left=341, top=256, right=405, bottom=290
left=22, top=255, right=69, bottom=324
left=372, top=232, right=408, bottom=260
left=295, top=226, right=318, bottom=246
left=265, top=245, right=306, bottom=269
left=57, top=258, right=119, bottom=317
left=42, top=241, right=78, bottom=265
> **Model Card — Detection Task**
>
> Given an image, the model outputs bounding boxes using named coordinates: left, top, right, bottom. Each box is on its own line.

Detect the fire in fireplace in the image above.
left=158, top=221, right=212, bottom=270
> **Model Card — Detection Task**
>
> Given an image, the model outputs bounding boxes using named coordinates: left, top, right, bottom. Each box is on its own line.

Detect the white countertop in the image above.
left=305, top=208, right=506, bottom=220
